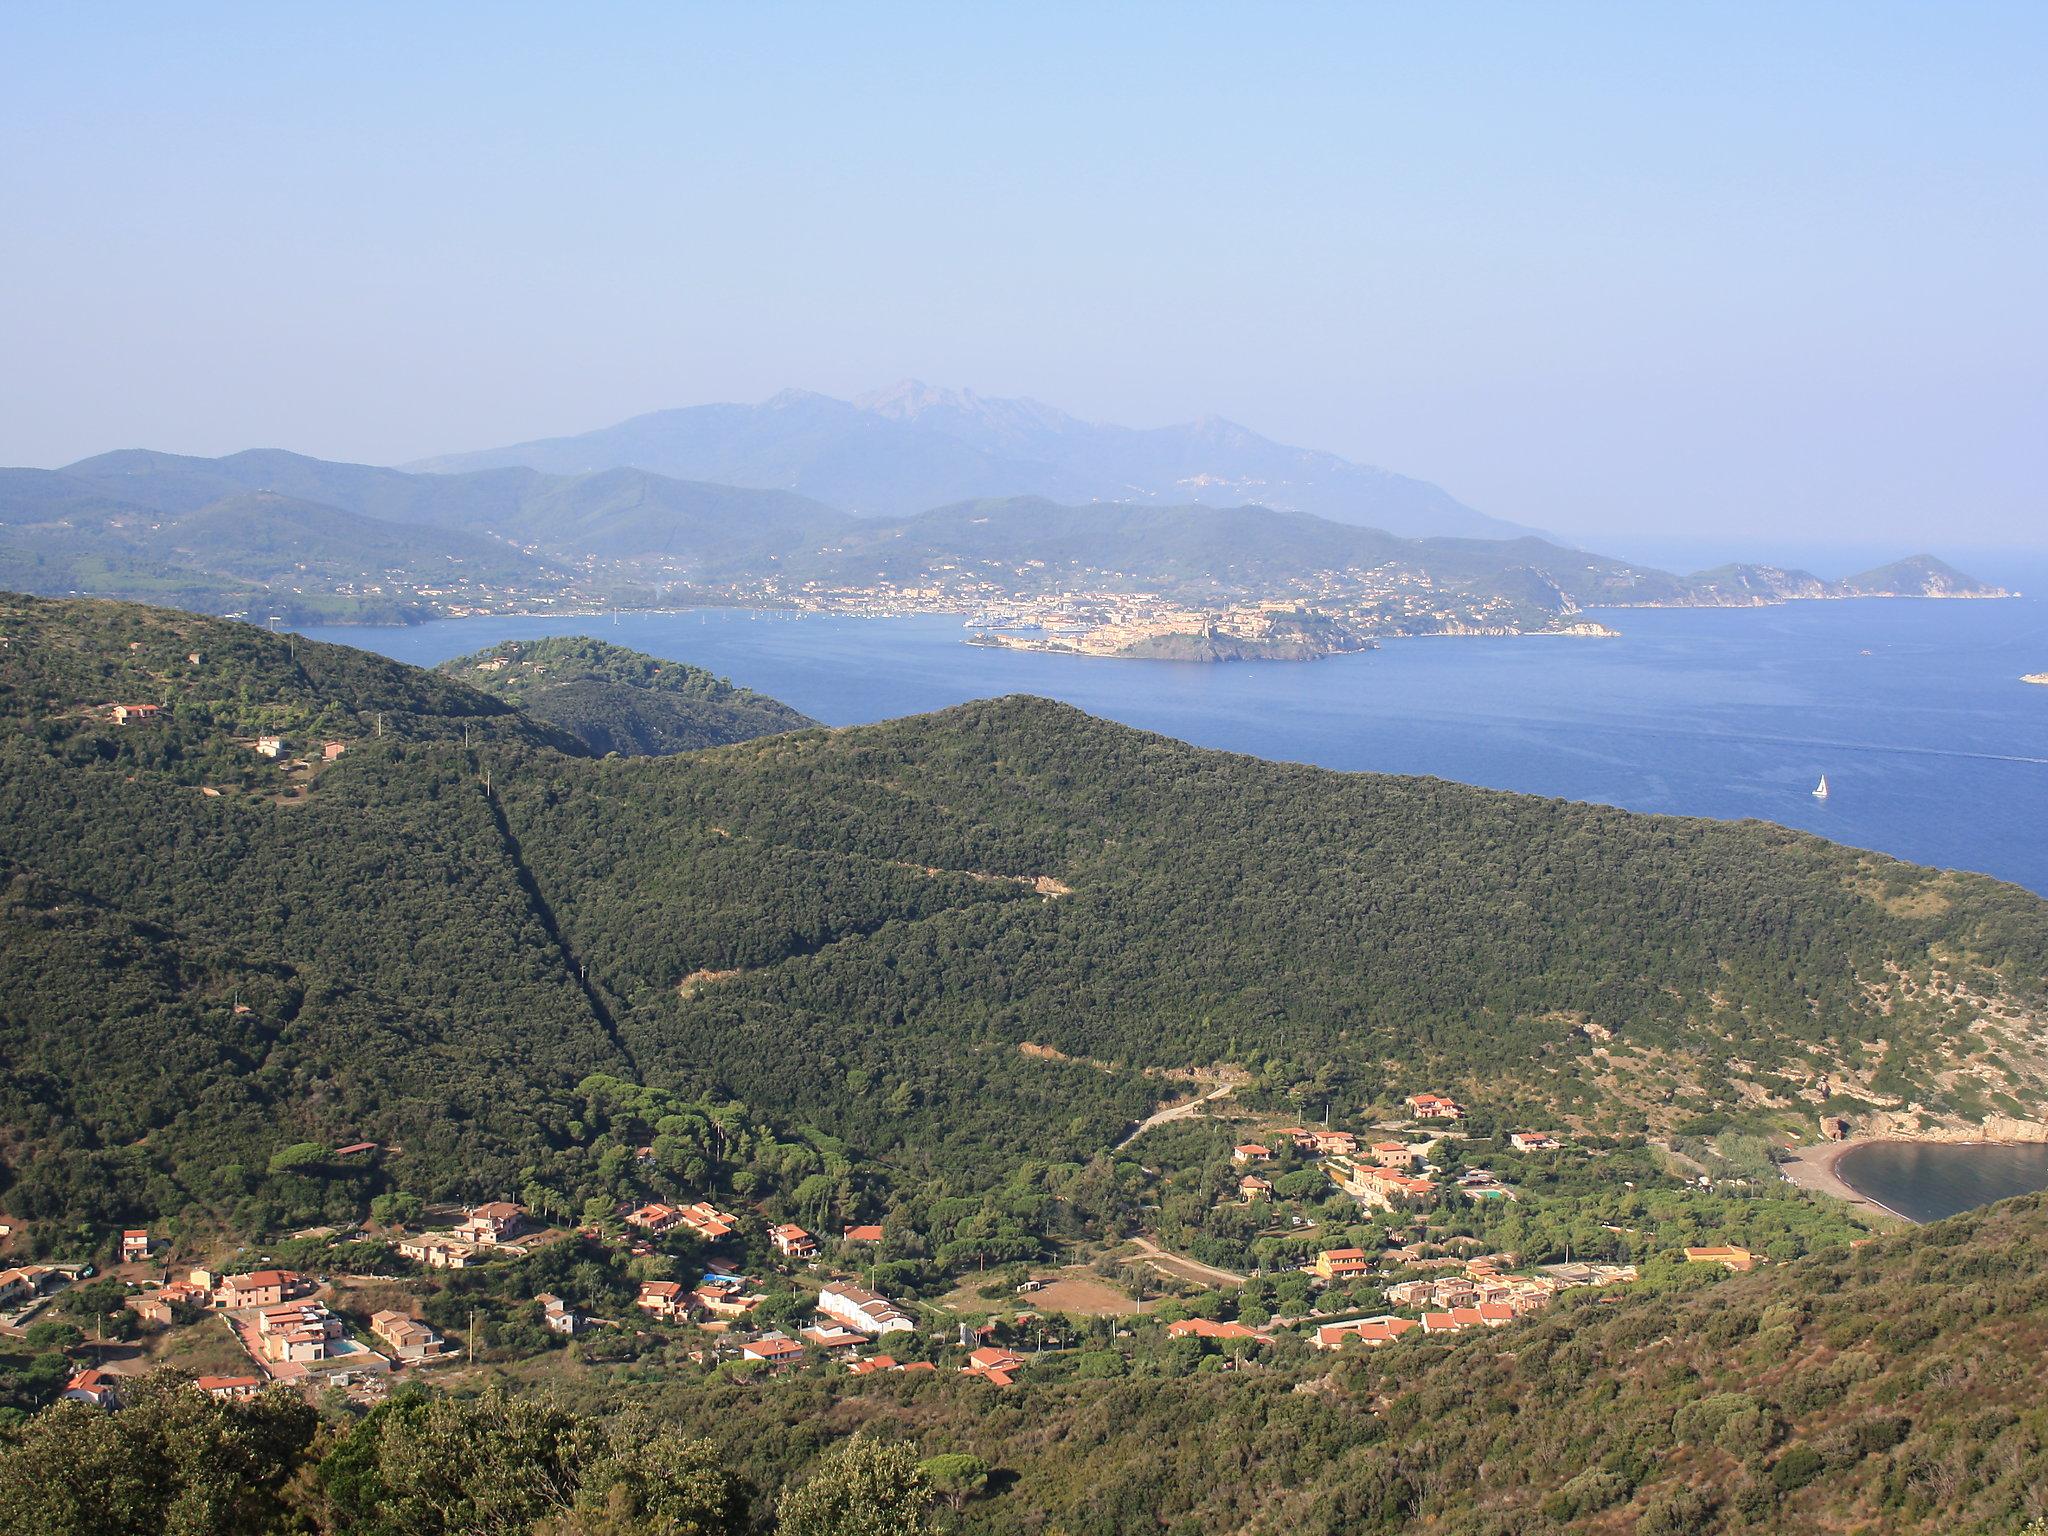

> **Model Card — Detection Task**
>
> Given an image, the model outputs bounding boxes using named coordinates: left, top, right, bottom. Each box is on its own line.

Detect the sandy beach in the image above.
left=1778, top=1138, right=1915, bottom=1224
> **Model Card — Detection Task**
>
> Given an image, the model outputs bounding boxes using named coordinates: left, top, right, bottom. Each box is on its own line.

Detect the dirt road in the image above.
left=1115, top=1082, right=1234, bottom=1150
left=1126, top=1235, right=1246, bottom=1288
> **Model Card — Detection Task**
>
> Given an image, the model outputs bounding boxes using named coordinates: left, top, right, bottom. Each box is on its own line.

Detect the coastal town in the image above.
left=0, top=1087, right=1835, bottom=1418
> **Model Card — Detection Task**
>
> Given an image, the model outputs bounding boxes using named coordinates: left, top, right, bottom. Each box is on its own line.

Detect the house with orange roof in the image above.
left=1312, top=1316, right=1417, bottom=1350
left=255, top=1299, right=343, bottom=1363
left=771, top=1223, right=818, bottom=1260
left=533, top=1293, right=582, bottom=1336
left=801, top=1323, right=866, bottom=1354
left=1369, top=1140, right=1428, bottom=1169
left=64, top=1368, right=120, bottom=1407
left=625, top=1202, right=683, bottom=1235
left=693, top=1284, right=765, bottom=1321
left=1326, top=1156, right=1438, bottom=1211
left=842, top=1223, right=885, bottom=1244
left=456, top=1201, right=525, bottom=1245
left=1167, top=1317, right=1259, bottom=1341
left=0, top=1264, right=55, bottom=1309
left=370, top=1310, right=446, bottom=1361
left=1404, top=1093, right=1465, bottom=1122
left=677, top=1202, right=740, bottom=1241
left=213, top=1270, right=297, bottom=1309
left=636, top=1280, right=687, bottom=1321
left=1231, top=1143, right=1273, bottom=1164
left=1311, top=1247, right=1372, bottom=1283
left=397, top=1234, right=481, bottom=1269
left=963, top=1345, right=1027, bottom=1386
left=127, top=1281, right=209, bottom=1327
left=741, top=1334, right=806, bottom=1366
left=195, top=1374, right=264, bottom=1400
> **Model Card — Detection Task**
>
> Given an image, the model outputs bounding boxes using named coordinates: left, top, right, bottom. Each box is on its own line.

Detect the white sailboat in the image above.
left=1812, top=774, right=1830, bottom=799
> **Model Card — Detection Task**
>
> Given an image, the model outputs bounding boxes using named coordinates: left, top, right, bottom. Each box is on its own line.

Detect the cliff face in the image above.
left=1852, top=1110, right=2048, bottom=1144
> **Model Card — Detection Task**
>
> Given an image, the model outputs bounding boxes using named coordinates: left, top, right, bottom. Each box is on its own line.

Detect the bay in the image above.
left=1834, top=1141, right=2048, bottom=1223
left=303, top=584, right=2048, bottom=895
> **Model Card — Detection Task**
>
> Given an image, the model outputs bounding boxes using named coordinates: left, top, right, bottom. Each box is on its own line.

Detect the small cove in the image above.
left=1834, top=1141, right=2048, bottom=1223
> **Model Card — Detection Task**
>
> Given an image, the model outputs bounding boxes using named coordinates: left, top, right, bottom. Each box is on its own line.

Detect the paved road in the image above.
left=1115, top=1082, right=1234, bottom=1150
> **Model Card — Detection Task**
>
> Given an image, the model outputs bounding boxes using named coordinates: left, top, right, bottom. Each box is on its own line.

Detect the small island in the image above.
left=1537, top=620, right=1622, bottom=638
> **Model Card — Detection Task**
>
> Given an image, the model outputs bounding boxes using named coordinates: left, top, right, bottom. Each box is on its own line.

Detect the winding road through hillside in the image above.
left=1115, top=1082, right=1234, bottom=1150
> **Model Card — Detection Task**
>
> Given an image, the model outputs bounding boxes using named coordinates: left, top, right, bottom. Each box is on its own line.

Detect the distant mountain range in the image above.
left=0, top=448, right=850, bottom=622
left=409, top=381, right=1532, bottom=540
left=0, top=444, right=2005, bottom=634
left=776, top=498, right=1995, bottom=609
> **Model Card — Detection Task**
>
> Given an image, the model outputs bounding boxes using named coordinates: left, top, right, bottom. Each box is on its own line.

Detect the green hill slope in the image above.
left=1, top=594, right=2045, bottom=1232
left=437, top=636, right=816, bottom=756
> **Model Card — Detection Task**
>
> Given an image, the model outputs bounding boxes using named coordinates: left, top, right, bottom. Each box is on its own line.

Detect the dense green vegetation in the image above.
left=439, top=637, right=815, bottom=756
left=4, top=592, right=2048, bottom=1532
left=2, top=592, right=2045, bottom=1238
left=7, top=1195, right=2048, bottom=1532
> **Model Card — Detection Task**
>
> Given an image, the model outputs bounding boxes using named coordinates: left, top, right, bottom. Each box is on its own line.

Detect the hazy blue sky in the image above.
left=3, top=3, right=2042, bottom=549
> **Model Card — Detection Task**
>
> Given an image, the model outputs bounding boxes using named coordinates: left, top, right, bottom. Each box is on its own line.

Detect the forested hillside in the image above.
left=439, top=636, right=816, bottom=755
left=2, top=593, right=2046, bottom=1234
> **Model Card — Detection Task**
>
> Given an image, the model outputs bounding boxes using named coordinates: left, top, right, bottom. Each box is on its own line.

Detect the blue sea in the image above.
left=1834, top=1141, right=2048, bottom=1224
left=305, top=562, right=2048, bottom=896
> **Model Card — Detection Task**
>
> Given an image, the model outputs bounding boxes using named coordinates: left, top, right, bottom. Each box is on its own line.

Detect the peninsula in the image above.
left=0, top=430, right=2010, bottom=661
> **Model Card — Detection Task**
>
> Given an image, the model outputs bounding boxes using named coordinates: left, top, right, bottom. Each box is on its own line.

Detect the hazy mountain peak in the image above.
left=1183, top=413, right=1269, bottom=449
left=409, top=386, right=1537, bottom=538
left=852, top=379, right=1080, bottom=436
left=851, top=378, right=960, bottom=416
left=761, top=387, right=838, bottom=411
